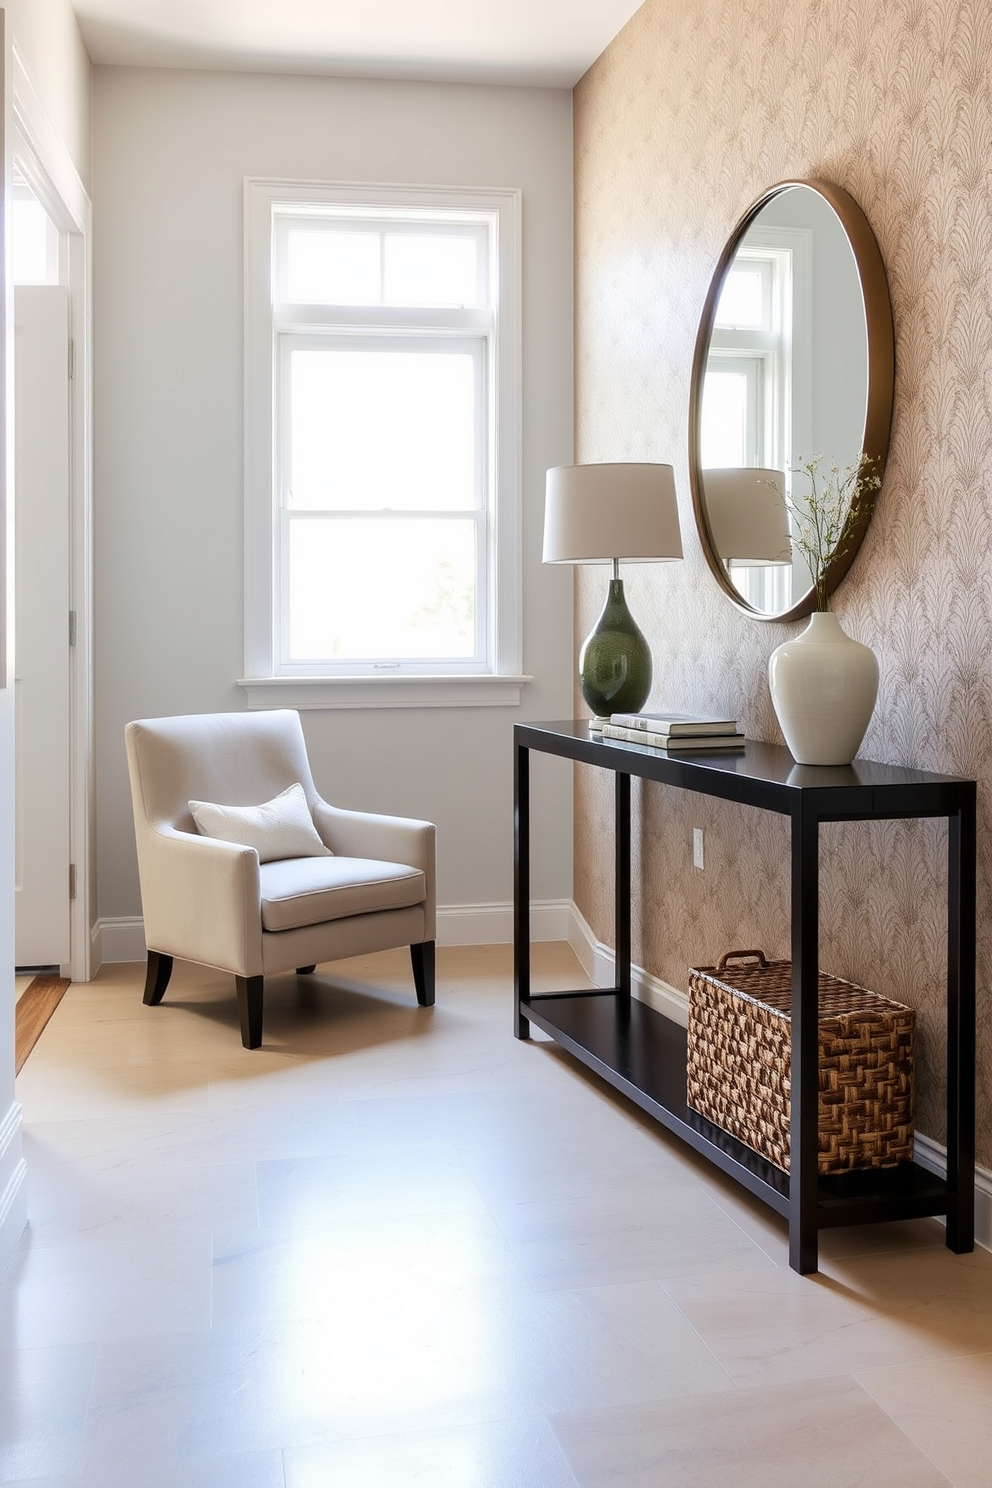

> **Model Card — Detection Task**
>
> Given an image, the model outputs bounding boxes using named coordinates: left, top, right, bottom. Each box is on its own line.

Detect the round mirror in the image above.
left=689, top=179, right=894, bottom=621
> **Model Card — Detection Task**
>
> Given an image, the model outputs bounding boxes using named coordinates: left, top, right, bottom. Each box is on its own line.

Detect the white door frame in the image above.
left=11, top=46, right=92, bottom=982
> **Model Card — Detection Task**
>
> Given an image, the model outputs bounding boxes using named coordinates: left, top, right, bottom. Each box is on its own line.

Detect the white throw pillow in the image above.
left=188, top=782, right=332, bottom=863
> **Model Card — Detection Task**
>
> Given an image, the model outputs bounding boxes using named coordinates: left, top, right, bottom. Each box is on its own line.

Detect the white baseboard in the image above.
left=94, top=899, right=575, bottom=966
left=565, top=908, right=991, bottom=1253
left=0, top=1101, right=26, bottom=1282
left=566, top=902, right=688, bottom=1026
left=436, top=899, right=571, bottom=946
left=912, top=1132, right=992, bottom=1253
left=93, top=916, right=146, bottom=966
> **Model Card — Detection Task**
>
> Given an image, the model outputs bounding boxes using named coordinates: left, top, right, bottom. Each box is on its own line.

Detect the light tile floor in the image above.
left=2, top=945, right=990, bottom=1487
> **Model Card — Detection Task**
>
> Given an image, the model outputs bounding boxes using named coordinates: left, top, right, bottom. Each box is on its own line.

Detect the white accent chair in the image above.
left=124, top=709, right=436, bottom=1048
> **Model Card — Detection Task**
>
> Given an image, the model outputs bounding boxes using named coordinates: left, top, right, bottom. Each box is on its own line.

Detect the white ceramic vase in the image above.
left=768, top=611, right=879, bottom=766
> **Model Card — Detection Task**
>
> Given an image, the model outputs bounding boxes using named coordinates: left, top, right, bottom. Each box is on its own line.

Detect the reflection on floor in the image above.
left=2, top=945, right=990, bottom=1487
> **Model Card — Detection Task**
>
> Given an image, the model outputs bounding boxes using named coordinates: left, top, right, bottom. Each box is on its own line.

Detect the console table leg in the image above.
left=513, top=740, right=531, bottom=1040
left=789, top=1226, right=819, bottom=1275
left=789, top=802, right=821, bottom=1275
left=945, top=801, right=976, bottom=1253
left=615, top=771, right=631, bottom=999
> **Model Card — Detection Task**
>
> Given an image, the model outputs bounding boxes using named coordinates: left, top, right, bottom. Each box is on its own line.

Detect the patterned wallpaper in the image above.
left=573, top=0, right=992, bottom=1160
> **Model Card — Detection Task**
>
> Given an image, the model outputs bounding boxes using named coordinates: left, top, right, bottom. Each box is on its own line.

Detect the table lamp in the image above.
left=543, top=462, right=683, bottom=726
left=700, top=468, right=790, bottom=565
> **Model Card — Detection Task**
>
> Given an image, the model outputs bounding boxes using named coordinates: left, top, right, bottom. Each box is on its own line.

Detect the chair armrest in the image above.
left=311, top=801, right=433, bottom=866
left=312, top=802, right=436, bottom=937
left=136, top=825, right=264, bottom=977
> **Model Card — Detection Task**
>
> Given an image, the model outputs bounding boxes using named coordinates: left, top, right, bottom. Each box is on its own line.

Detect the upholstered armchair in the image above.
left=124, top=709, right=436, bottom=1048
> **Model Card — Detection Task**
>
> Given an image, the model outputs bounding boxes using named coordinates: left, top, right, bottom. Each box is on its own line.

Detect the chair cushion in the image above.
left=258, top=855, right=425, bottom=932
left=189, top=782, right=332, bottom=863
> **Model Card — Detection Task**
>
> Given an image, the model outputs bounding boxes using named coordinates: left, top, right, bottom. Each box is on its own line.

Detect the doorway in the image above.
left=13, top=257, right=72, bottom=972
left=11, top=62, right=94, bottom=984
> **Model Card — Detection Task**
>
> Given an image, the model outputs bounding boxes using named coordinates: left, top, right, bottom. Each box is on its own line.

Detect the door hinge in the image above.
left=69, top=863, right=76, bottom=900
left=68, top=338, right=75, bottom=381
left=69, top=610, right=77, bottom=647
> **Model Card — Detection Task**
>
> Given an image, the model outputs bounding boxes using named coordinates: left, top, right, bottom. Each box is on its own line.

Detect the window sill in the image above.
left=237, top=674, right=533, bottom=710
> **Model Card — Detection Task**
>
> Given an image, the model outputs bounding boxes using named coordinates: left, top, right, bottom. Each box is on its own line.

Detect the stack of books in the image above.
left=602, top=711, right=745, bottom=752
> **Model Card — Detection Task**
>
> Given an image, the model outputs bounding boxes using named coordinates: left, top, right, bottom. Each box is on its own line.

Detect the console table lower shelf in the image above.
left=525, top=989, right=956, bottom=1232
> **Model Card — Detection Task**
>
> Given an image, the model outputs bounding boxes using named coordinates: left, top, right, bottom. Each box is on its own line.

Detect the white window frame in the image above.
left=707, top=241, right=794, bottom=472
left=241, top=178, right=525, bottom=709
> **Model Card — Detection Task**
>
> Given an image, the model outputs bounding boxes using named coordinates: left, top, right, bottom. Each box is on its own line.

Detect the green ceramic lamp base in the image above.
left=578, top=577, right=652, bottom=720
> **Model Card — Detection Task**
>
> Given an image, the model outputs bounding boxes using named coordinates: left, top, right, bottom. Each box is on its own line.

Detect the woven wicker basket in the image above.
left=686, top=950, right=914, bottom=1174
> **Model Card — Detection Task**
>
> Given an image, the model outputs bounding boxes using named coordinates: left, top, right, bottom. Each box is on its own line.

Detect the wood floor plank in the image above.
left=15, top=975, right=71, bottom=1074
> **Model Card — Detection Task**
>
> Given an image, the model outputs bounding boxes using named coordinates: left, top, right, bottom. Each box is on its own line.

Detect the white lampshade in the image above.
left=701, top=467, right=791, bottom=564
left=543, top=463, right=683, bottom=564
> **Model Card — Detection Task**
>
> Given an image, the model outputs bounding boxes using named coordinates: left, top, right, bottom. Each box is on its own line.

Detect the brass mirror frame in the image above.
left=688, top=178, right=895, bottom=622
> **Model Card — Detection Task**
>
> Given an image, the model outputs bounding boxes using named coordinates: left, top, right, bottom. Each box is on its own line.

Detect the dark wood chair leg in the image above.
left=142, top=951, right=174, bottom=1006
left=296, top=965, right=316, bottom=975
left=410, top=941, right=435, bottom=1007
left=235, top=975, right=264, bottom=1048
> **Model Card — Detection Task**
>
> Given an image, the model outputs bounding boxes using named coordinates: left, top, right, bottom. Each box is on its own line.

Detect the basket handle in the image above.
left=716, top=949, right=768, bottom=973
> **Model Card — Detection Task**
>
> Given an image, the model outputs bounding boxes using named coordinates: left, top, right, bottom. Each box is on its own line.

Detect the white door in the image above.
left=14, top=284, right=71, bottom=969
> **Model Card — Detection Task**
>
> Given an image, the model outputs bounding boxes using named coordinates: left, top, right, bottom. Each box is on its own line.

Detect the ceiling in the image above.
left=72, top=0, right=645, bottom=88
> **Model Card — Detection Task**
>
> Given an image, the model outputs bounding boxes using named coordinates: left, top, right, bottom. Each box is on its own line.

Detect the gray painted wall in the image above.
left=93, top=67, right=575, bottom=927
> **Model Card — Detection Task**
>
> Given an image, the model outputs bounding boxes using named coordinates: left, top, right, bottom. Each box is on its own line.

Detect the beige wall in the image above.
left=573, top=0, right=992, bottom=1162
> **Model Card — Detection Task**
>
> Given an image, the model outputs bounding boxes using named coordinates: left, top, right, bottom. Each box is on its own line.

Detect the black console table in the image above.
left=513, top=720, right=976, bottom=1274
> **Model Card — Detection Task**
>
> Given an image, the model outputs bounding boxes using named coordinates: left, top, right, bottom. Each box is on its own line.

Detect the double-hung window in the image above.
left=243, top=180, right=523, bottom=706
